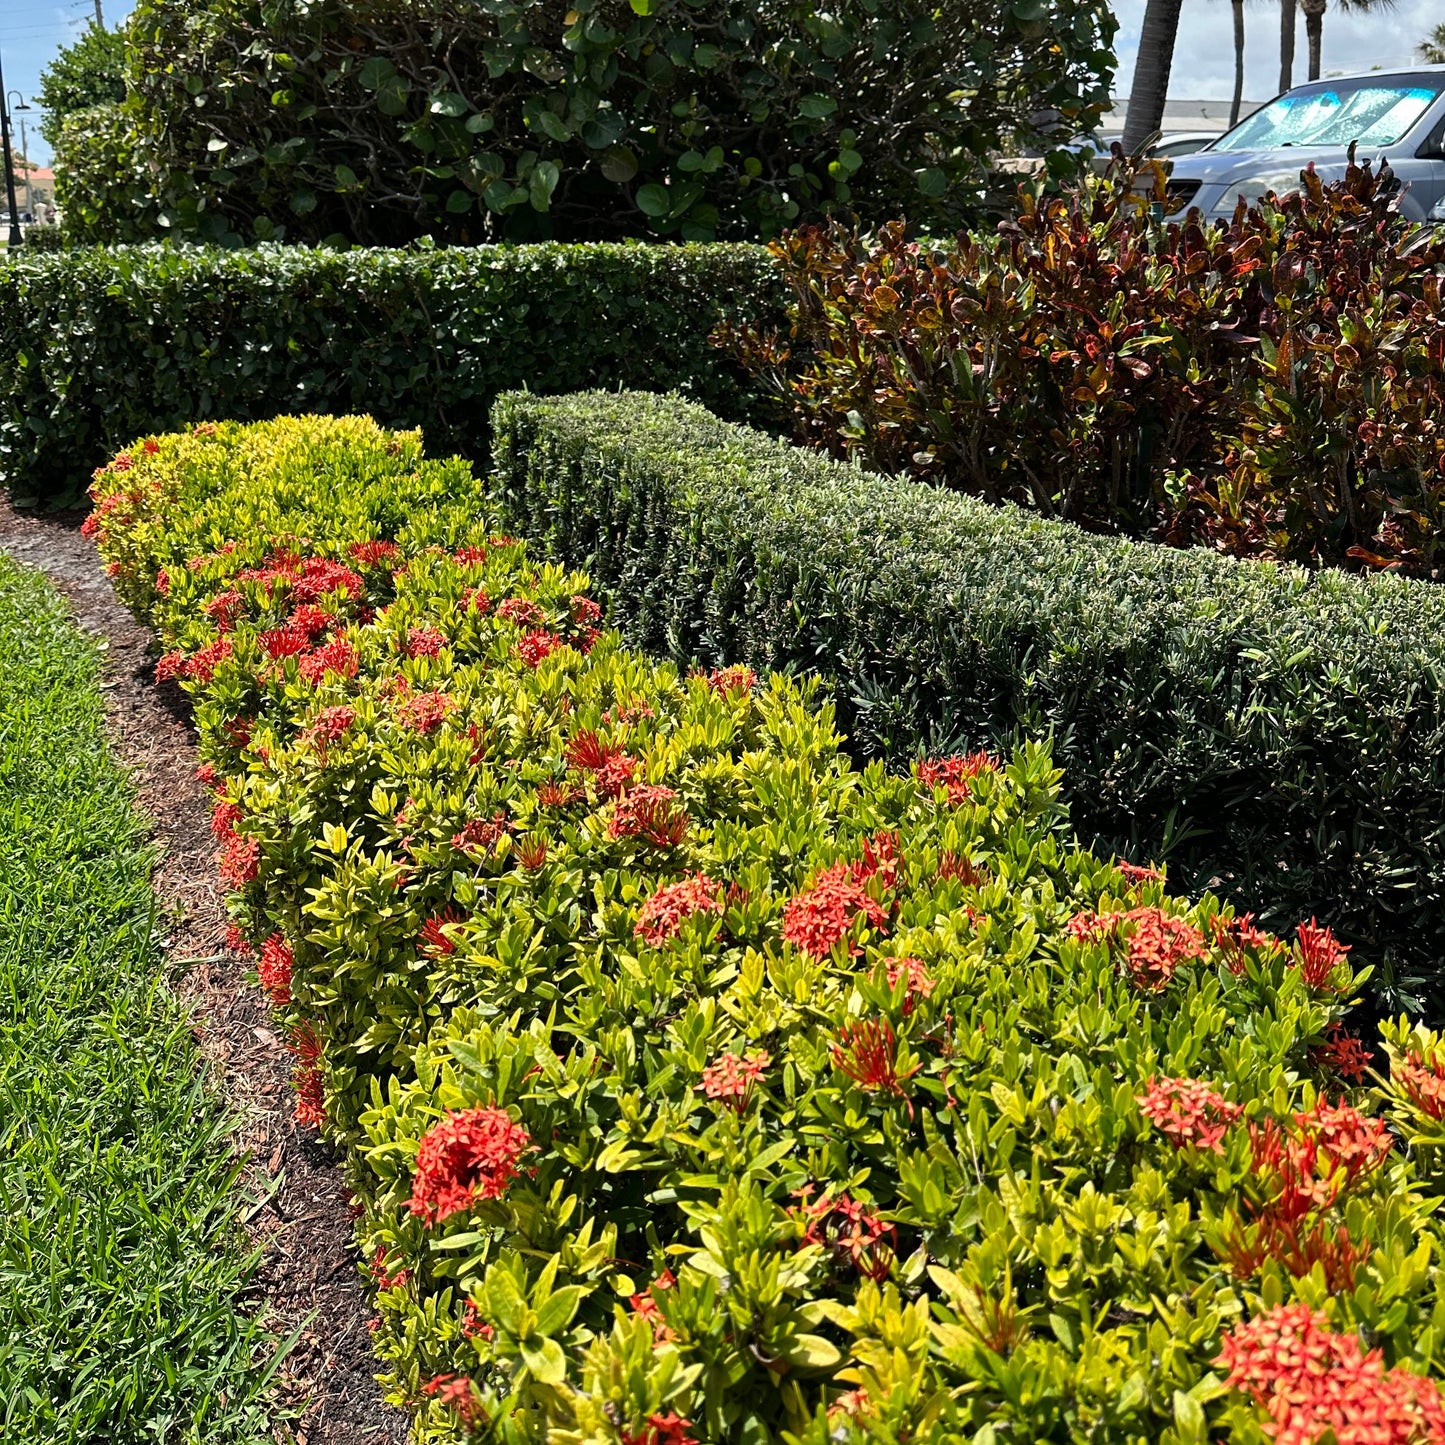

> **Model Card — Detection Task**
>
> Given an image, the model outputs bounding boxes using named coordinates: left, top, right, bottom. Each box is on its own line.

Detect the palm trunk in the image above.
left=1123, top=0, right=1185, bottom=152
left=1230, top=0, right=1246, bottom=128
left=1279, top=0, right=1297, bottom=93
left=1304, top=1, right=1324, bottom=81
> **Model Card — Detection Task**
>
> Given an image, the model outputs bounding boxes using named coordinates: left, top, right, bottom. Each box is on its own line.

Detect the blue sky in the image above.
left=1, top=0, right=1439, bottom=167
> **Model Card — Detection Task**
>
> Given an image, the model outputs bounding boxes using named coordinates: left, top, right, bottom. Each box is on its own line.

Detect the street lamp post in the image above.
left=0, top=53, right=21, bottom=248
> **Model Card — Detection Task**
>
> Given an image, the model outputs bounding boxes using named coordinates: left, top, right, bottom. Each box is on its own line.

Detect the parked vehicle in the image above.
left=1165, top=67, right=1445, bottom=222
left=1152, top=131, right=1218, bottom=158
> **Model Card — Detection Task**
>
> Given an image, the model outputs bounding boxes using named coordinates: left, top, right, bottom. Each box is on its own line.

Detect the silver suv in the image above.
left=1165, top=66, right=1445, bottom=223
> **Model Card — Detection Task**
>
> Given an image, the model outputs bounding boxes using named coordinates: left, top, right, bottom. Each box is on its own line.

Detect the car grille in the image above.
left=1165, top=178, right=1202, bottom=209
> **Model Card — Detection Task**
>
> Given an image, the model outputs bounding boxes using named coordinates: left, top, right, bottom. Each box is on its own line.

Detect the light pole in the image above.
left=0, top=53, right=21, bottom=248
left=7, top=93, right=28, bottom=216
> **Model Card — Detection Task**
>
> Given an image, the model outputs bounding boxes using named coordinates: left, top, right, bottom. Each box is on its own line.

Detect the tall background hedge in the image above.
left=493, top=388, right=1445, bottom=1014
left=0, top=243, right=783, bottom=506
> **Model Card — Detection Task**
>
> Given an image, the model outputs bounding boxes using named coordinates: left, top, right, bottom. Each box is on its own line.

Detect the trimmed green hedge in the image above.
left=0, top=242, right=782, bottom=505
left=492, top=389, right=1445, bottom=1012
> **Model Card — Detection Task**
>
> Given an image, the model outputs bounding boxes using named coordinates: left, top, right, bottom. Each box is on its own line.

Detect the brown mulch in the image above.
left=0, top=498, right=408, bottom=1445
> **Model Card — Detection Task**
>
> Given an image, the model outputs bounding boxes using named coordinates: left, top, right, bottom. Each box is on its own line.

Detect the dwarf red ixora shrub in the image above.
left=87, top=413, right=1445, bottom=1444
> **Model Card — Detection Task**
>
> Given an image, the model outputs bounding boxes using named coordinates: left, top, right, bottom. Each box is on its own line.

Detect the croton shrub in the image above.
left=89, top=415, right=1445, bottom=1444
left=719, top=153, right=1445, bottom=577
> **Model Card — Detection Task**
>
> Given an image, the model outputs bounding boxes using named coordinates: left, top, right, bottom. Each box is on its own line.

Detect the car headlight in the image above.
left=1213, top=168, right=1307, bottom=211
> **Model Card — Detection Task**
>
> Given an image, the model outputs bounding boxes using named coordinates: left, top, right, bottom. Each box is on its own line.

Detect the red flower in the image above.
left=397, top=690, right=456, bottom=733
left=205, top=590, right=245, bottom=632
left=290, top=1022, right=325, bottom=1128
left=419, top=907, right=465, bottom=957
left=609, top=786, right=687, bottom=847
left=516, top=836, right=548, bottom=870
left=305, top=704, right=356, bottom=757
left=259, top=624, right=310, bottom=660
left=258, top=932, right=293, bottom=1005
left=80, top=512, right=100, bottom=539
left=916, top=751, right=998, bottom=806
left=1211, top=912, right=1283, bottom=975
left=421, top=1373, right=486, bottom=1430
left=537, top=781, right=585, bottom=808
left=1394, top=1048, right=1445, bottom=1119
left=1218, top=1303, right=1445, bottom=1445
left=290, top=557, right=363, bottom=604
left=219, top=834, right=261, bottom=887
left=706, top=664, right=757, bottom=694
left=781, top=861, right=889, bottom=958
left=794, top=1187, right=897, bottom=1281
left=451, top=813, right=509, bottom=855
left=408, top=1106, right=532, bottom=1224
left=1117, top=859, right=1163, bottom=885
left=461, top=586, right=492, bottom=615
left=406, top=624, right=446, bottom=658
left=210, top=798, right=244, bottom=841
left=885, top=957, right=935, bottom=1015
left=515, top=629, right=562, bottom=667
left=196, top=761, right=222, bottom=791
left=636, top=874, right=723, bottom=947
left=299, top=638, right=359, bottom=684
left=224, top=922, right=252, bottom=955
left=936, top=851, right=988, bottom=887
left=700, top=1049, right=771, bottom=1112
left=1312, top=1025, right=1375, bottom=1085
left=349, top=539, right=401, bottom=567
left=628, top=1269, right=677, bottom=1342
left=1067, top=906, right=1204, bottom=990
left=460, top=1299, right=495, bottom=1341
left=155, top=567, right=171, bottom=595
left=453, top=544, right=488, bottom=567
left=570, top=594, right=602, bottom=625
left=287, top=604, right=331, bottom=641
left=621, top=1413, right=698, bottom=1445
left=497, top=597, right=544, bottom=627
left=831, top=1018, right=916, bottom=1098
left=370, top=1245, right=411, bottom=1292
left=1138, top=1076, right=1242, bottom=1153
left=1294, top=918, right=1349, bottom=991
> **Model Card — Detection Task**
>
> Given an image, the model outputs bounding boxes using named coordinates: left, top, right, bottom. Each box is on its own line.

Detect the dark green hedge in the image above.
left=493, top=387, right=1445, bottom=1012
left=0, top=242, right=782, bottom=504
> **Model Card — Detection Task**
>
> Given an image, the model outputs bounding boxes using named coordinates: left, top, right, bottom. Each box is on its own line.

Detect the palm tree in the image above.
left=1123, top=0, right=1185, bottom=151
left=1279, top=0, right=1297, bottom=93
left=1230, top=0, right=1246, bottom=127
left=1301, top=0, right=1397, bottom=84
left=1421, top=23, right=1445, bottom=63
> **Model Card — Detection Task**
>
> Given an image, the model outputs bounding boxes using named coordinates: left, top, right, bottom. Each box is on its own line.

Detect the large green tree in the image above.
left=35, top=22, right=127, bottom=146
left=95, top=0, right=1116, bottom=246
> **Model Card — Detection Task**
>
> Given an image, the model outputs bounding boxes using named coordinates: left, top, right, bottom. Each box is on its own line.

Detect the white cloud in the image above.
left=1112, top=0, right=1441, bottom=103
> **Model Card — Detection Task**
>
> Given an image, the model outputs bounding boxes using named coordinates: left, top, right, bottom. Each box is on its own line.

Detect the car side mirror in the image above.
left=1417, top=119, right=1445, bottom=160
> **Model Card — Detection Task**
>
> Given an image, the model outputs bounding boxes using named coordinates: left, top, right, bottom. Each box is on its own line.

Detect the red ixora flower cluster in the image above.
left=1312, top=1025, right=1375, bottom=1085
left=451, top=812, right=510, bottom=856
left=348, top=538, right=401, bottom=568
left=418, top=907, right=465, bottom=957
left=370, top=1245, right=412, bottom=1292
left=218, top=834, right=261, bottom=888
left=1117, top=859, right=1163, bottom=885
left=620, top=1413, right=698, bottom=1445
left=1394, top=1048, right=1445, bottom=1120
left=406, top=623, right=446, bottom=658
left=705, top=664, right=757, bottom=694
left=635, top=873, right=723, bottom=947
left=1294, top=918, right=1350, bottom=991
left=1218, top=1304, right=1445, bottom=1445
left=885, top=957, right=935, bottom=1015
left=564, top=730, right=638, bottom=798
left=1067, top=905, right=1205, bottom=991
left=397, top=690, right=457, bottom=734
left=1138, top=1076, right=1242, bottom=1153
left=258, top=931, right=293, bottom=1005
left=408, top=1106, right=532, bottom=1224
left=304, top=704, right=356, bottom=762
left=421, top=1373, right=486, bottom=1430
left=1219, top=1099, right=1393, bottom=1291
left=298, top=638, right=359, bottom=685
left=609, top=785, right=688, bottom=847
left=699, top=1050, right=771, bottom=1112
left=290, top=1022, right=325, bottom=1128
left=1211, top=911, right=1284, bottom=975
left=780, top=835, right=899, bottom=958
left=794, top=1186, right=897, bottom=1281
left=156, top=635, right=234, bottom=686
left=515, top=629, right=562, bottom=667
left=916, top=751, right=998, bottom=806
left=831, top=1017, right=917, bottom=1100
left=628, top=1267, right=677, bottom=1342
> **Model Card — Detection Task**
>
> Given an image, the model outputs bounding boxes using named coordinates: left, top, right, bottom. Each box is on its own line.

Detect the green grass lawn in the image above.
left=0, top=555, right=279, bottom=1442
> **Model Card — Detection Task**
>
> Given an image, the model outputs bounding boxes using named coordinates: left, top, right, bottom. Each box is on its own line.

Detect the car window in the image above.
left=1214, top=81, right=1440, bottom=151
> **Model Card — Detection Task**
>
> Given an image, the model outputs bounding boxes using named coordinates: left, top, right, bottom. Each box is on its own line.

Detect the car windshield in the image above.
left=1214, top=78, right=1441, bottom=151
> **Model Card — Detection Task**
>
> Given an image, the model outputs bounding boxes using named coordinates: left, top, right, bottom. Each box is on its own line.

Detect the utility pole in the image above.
left=0, top=50, right=22, bottom=249
left=94, top=1, right=104, bottom=26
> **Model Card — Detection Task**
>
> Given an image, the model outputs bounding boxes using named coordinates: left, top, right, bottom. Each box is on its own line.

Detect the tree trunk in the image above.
left=1230, top=0, right=1246, bottom=128
left=1279, top=0, right=1297, bottom=94
left=1123, top=0, right=1185, bottom=152
left=1302, top=0, right=1325, bottom=81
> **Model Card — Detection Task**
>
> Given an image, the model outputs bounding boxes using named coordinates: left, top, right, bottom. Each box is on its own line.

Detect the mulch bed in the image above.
left=0, top=498, right=407, bottom=1445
